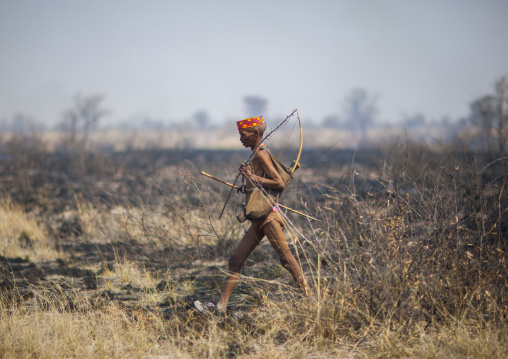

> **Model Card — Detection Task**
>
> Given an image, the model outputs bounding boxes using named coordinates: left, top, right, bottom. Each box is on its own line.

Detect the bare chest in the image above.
left=251, top=156, right=265, bottom=177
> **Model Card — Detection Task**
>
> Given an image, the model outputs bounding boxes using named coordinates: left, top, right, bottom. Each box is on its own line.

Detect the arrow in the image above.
left=201, top=171, right=322, bottom=222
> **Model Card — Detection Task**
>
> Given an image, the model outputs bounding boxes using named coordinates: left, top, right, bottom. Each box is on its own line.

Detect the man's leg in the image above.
left=262, top=220, right=310, bottom=295
left=217, top=226, right=263, bottom=312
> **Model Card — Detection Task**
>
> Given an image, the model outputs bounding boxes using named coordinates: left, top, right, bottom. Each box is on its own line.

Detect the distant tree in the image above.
left=322, top=115, right=342, bottom=129
left=5, top=114, right=44, bottom=137
left=141, top=118, right=164, bottom=131
left=61, top=108, right=79, bottom=145
left=1, top=114, right=46, bottom=162
left=343, top=88, right=378, bottom=141
left=244, top=96, right=268, bottom=117
left=192, top=110, right=210, bottom=129
left=469, top=77, right=508, bottom=156
left=61, top=94, right=109, bottom=149
left=494, top=77, right=508, bottom=155
left=402, top=113, right=426, bottom=129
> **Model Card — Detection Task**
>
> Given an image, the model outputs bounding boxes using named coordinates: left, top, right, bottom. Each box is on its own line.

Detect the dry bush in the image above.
left=265, top=143, right=508, bottom=357
left=0, top=200, right=62, bottom=261
left=106, top=168, right=247, bottom=260
left=0, top=297, right=169, bottom=358
left=1, top=138, right=508, bottom=358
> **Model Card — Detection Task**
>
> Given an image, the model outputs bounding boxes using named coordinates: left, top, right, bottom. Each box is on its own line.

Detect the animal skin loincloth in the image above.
left=250, top=207, right=285, bottom=233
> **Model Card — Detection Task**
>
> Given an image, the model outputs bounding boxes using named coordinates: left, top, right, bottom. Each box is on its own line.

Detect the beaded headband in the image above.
left=236, top=116, right=265, bottom=130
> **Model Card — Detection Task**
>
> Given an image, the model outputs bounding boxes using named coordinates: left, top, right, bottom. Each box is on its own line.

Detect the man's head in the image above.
left=237, top=116, right=266, bottom=148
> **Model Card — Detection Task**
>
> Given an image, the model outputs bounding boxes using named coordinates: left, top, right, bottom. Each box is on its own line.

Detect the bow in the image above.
left=290, top=109, right=303, bottom=174
left=218, top=109, right=301, bottom=219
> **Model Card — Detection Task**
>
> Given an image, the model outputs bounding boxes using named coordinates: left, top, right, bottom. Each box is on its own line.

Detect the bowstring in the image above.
left=276, top=117, right=298, bottom=165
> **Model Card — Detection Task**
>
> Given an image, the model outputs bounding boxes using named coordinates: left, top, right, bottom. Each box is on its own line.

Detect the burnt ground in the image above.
left=0, top=234, right=306, bottom=321
left=2, top=146, right=507, bottom=356
left=0, top=149, right=343, bottom=319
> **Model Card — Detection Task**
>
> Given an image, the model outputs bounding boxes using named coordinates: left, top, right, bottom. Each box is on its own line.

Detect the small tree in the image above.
left=469, top=77, right=508, bottom=156
left=494, top=77, right=508, bottom=156
left=343, top=88, right=378, bottom=142
left=322, top=115, right=342, bottom=129
left=61, top=94, right=108, bottom=150
left=244, top=96, right=268, bottom=117
left=5, top=114, right=44, bottom=137
left=470, top=95, right=497, bottom=155
left=192, top=110, right=210, bottom=129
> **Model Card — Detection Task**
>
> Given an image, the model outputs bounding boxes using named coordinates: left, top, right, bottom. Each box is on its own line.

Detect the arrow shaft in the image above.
left=201, top=171, right=321, bottom=222
left=201, top=171, right=240, bottom=189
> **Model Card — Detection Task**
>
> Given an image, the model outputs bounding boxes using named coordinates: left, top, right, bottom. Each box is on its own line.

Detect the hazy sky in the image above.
left=1, top=0, right=507, bottom=126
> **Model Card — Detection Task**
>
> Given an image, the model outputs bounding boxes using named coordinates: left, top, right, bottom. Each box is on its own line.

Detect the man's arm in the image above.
left=240, top=150, right=285, bottom=190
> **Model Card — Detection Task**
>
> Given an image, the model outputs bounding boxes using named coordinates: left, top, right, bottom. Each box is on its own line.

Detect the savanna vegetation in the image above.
left=1, top=77, right=507, bottom=358
left=1, top=132, right=507, bottom=358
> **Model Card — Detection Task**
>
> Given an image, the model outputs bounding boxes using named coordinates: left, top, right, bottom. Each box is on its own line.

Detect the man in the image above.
left=211, top=116, right=310, bottom=313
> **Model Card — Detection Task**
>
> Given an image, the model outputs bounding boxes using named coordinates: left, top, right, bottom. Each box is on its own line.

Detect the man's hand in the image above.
left=239, top=163, right=254, bottom=180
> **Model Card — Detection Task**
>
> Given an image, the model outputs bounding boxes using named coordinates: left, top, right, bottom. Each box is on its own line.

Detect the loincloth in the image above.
left=250, top=207, right=285, bottom=233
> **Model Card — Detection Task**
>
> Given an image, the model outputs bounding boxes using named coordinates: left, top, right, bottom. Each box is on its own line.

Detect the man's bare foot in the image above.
left=216, top=302, right=227, bottom=313
left=300, top=282, right=313, bottom=298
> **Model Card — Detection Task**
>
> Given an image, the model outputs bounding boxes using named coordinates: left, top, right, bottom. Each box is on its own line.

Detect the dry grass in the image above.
left=0, top=300, right=168, bottom=359
left=1, top=142, right=507, bottom=358
left=0, top=200, right=63, bottom=261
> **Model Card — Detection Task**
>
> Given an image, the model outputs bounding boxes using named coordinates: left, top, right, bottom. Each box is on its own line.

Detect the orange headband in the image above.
left=236, top=116, right=265, bottom=130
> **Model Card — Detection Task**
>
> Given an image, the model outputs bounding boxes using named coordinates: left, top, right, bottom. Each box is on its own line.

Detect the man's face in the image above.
left=238, top=128, right=258, bottom=148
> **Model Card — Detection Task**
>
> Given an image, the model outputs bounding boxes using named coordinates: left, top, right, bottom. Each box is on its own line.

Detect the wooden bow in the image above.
left=290, top=109, right=303, bottom=174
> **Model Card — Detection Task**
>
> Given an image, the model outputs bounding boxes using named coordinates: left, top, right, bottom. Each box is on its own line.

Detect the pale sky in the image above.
left=1, top=0, right=507, bottom=126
